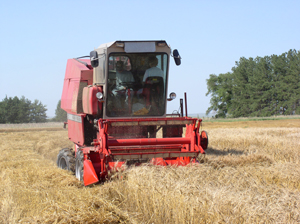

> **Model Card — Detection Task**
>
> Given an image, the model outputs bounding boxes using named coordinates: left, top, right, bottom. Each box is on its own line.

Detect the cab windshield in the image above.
left=106, top=53, right=168, bottom=117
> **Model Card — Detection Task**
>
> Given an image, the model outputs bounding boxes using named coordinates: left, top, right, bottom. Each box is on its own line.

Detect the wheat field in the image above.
left=0, top=120, right=299, bottom=223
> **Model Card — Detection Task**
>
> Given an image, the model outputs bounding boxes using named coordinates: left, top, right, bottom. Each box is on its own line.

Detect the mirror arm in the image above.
left=73, top=58, right=93, bottom=70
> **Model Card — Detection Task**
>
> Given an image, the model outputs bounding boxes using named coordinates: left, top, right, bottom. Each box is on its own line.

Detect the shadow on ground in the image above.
left=205, top=147, right=244, bottom=156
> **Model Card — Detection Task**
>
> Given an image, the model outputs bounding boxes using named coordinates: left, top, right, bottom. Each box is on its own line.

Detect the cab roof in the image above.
left=97, top=40, right=170, bottom=52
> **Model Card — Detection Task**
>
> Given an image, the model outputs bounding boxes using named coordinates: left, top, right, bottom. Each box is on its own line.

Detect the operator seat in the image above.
left=143, top=76, right=164, bottom=115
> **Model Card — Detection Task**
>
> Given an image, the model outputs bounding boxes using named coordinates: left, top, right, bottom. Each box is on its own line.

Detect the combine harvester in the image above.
left=57, top=40, right=208, bottom=186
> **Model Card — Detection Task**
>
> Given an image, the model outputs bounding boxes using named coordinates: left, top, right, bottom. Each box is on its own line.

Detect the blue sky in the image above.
left=1, top=0, right=299, bottom=117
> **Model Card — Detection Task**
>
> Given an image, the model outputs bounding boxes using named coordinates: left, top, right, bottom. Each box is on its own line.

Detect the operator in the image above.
left=137, top=56, right=164, bottom=96
left=115, top=61, right=134, bottom=91
left=112, top=61, right=134, bottom=107
left=135, top=56, right=164, bottom=115
left=142, top=56, right=164, bottom=82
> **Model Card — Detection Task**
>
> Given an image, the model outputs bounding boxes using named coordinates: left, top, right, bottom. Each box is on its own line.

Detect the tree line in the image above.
left=0, top=96, right=47, bottom=123
left=0, top=96, right=67, bottom=124
left=206, top=49, right=300, bottom=118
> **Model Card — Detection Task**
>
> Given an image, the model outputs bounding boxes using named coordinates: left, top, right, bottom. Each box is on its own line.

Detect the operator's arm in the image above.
left=115, top=73, right=126, bottom=90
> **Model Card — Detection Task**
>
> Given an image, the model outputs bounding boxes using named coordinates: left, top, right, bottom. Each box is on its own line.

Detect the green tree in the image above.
left=206, top=49, right=300, bottom=118
left=6, top=96, right=21, bottom=123
left=278, top=50, right=300, bottom=115
left=0, top=96, right=47, bottom=123
left=272, top=52, right=289, bottom=114
left=206, top=72, right=233, bottom=118
left=247, top=56, right=273, bottom=117
left=229, top=57, right=256, bottom=117
left=54, top=100, right=67, bottom=122
left=0, top=96, right=8, bottom=123
left=18, top=96, right=32, bottom=123
left=30, top=100, right=47, bottom=123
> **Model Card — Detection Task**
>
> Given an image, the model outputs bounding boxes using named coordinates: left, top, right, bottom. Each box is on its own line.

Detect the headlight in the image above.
left=96, top=92, right=103, bottom=100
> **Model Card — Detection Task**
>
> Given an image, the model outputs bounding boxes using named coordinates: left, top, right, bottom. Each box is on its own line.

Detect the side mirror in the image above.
left=167, top=92, right=176, bottom=101
left=173, top=49, right=181, bottom=66
left=90, top=51, right=99, bottom=68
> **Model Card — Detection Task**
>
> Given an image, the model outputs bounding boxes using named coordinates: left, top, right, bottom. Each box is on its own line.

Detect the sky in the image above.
left=1, top=0, right=299, bottom=118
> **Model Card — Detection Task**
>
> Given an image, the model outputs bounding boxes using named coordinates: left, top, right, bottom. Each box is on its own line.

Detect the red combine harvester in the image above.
left=57, top=41, right=208, bottom=186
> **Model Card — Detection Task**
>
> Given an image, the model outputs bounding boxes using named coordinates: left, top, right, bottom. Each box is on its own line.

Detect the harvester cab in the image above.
left=57, top=41, right=208, bottom=186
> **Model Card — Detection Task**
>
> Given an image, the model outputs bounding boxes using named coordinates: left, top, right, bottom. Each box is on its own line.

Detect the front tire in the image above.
left=57, top=148, right=75, bottom=172
left=75, top=150, right=84, bottom=181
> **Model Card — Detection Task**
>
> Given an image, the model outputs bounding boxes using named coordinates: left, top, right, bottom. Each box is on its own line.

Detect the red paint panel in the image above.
left=61, top=59, right=93, bottom=114
left=67, top=114, right=85, bottom=146
left=82, top=86, right=103, bottom=115
left=108, top=137, right=191, bottom=146
left=64, top=59, right=92, bottom=79
left=83, top=160, right=99, bottom=186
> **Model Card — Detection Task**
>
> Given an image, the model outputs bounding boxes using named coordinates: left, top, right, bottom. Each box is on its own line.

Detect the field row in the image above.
left=0, top=120, right=299, bottom=223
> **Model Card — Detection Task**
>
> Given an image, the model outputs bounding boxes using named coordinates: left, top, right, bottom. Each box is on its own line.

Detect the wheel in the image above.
left=75, top=150, right=84, bottom=181
left=200, top=131, right=209, bottom=150
left=57, top=148, right=75, bottom=172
